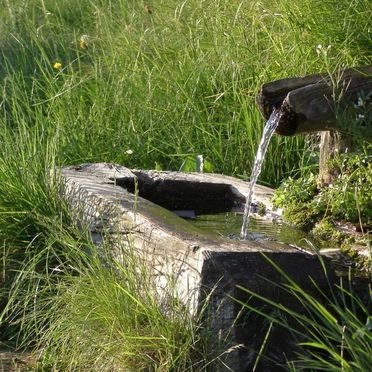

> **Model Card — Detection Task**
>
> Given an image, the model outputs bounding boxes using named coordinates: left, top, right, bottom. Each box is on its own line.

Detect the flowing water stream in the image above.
left=240, top=109, right=280, bottom=239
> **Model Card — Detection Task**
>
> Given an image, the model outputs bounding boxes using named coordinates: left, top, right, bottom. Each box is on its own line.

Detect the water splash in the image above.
left=240, top=109, right=280, bottom=239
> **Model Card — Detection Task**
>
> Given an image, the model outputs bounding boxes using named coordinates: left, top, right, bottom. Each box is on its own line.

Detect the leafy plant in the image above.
left=273, top=173, right=318, bottom=208
left=273, top=148, right=372, bottom=234
left=319, top=151, right=372, bottom=223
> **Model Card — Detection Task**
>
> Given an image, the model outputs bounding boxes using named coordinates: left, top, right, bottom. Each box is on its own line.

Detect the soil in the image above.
left=0, top=349, right=34, bottom=372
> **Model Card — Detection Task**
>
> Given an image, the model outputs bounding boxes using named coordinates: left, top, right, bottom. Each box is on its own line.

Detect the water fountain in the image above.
left=256, top=65, right=372, bottom=185
left=240, top=109, right=280, bottom=239
left=60, top=66, right=371, bottom=371
left=240, top=66, right=372, bottom=239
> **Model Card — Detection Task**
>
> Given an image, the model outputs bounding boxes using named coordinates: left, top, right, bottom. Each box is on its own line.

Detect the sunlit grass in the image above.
left=2, top=0, right=370, bottom=185
left=236, top=254, right=372, bottom=371
left=0, top=0, right=371, bottom=370
left=2, top=240, right=205, bottom=371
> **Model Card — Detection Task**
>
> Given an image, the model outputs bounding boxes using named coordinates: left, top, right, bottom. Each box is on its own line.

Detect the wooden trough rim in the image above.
left=61, top=163, right=306, bottom=255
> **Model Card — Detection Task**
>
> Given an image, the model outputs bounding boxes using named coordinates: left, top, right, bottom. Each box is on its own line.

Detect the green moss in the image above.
left=274, top=148, right=372, bottom=230
left=311, top=219, right=348, bottom=244
left=256, top=202, right=267, bottom=217
left=341, top=244, right=358, bottom=259
left=274, top=148, right=371, bottom=275
left=282, top=203, right=319, bottom=231
left=341, top=244, right=372, bottom=273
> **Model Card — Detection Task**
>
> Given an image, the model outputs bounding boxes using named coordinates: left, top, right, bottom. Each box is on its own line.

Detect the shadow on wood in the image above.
left=256, top=66, right=372, bottom=137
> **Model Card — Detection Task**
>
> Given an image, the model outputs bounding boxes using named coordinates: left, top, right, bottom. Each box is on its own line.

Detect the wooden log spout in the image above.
left=256, top=66, right=372, bottom=137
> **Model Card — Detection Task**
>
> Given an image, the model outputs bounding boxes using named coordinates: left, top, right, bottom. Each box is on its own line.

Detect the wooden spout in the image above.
left=256, top=66, right=372, bottom=137
left=256, top=66, right=372, bottom=186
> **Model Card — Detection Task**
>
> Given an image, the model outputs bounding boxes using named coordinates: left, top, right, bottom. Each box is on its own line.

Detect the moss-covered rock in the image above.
left=311, top=219, right=348, bottom=243
left=341, top=244, right=372, bottom=273
left=282, top=203, right=320, bottom=231
left=273, top=147, right=371, bottom=274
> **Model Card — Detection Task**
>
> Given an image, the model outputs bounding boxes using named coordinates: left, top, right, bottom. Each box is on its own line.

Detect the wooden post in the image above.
left=319, top=131, right=340, bottom=186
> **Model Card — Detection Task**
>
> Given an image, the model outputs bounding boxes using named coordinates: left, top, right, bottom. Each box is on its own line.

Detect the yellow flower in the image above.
left=53, top=62, right=62, bottom=70
left=80, top=35, right=89, bottom=49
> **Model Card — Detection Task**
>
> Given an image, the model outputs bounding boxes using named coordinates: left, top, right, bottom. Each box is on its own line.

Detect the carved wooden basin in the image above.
left=61, top=163, right=334, bottom=371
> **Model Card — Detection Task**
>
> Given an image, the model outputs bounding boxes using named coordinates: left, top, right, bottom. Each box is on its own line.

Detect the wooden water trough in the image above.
left=61, top=163, right=334, bottom=371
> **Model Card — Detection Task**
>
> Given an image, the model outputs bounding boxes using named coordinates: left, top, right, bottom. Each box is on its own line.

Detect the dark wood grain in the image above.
left=256, top=66, right=372, bottom=136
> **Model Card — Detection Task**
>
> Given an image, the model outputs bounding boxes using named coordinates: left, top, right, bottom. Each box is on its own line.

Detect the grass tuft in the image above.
left=236, top=254, right=372, bottom=371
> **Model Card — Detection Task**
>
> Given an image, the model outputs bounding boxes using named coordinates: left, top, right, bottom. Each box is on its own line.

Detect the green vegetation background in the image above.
left=0, top=0, right=371, bottom=370
left=1, top=0, right=370, bottom=183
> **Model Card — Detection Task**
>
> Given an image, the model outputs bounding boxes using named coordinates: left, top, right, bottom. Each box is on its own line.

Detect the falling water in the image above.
left=240, top=109, right=280, bottom=239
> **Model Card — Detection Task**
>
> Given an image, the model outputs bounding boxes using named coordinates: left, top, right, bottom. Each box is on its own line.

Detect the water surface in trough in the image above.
left=191, top=213, right=334, bottom=252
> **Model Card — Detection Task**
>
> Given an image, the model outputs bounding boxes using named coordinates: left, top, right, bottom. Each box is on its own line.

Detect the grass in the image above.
left=2, top=0, right=370, bottom=185
left=3, top=240, right=205, bottom=371
left=0, top=0, right=371, bottom=370
left=236, top=254, right=372, bottom=371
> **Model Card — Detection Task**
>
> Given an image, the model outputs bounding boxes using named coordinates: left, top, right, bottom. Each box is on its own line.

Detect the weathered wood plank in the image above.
left=61, top=163, right=335, bottom=371
left=277, top=76, right=372, bottom=136
left=0, top=349, right=33, bottom=371
left=256, top=66, right=372, bottom=136
left=256, top=67, right=372, bottom=185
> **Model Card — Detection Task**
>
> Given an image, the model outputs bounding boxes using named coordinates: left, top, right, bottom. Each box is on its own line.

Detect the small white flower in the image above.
left=51, top=267, right=63, bottom=273
left=125, top=149, right=133, bottom=155
left=357, top=97, right=365, bottom=107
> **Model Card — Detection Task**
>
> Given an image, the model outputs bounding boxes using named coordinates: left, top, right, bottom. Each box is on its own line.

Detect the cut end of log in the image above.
left=256, top=66, right=372, bottom=137
left=275, top=102, right=304, bottom=136
left=256, top=66, right=372, bottom=187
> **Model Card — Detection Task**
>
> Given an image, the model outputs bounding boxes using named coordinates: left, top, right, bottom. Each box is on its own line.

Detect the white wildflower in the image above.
left=357, top=97, right=365, bottom=107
